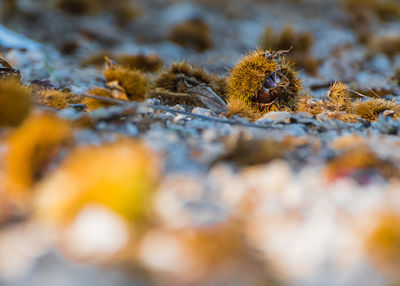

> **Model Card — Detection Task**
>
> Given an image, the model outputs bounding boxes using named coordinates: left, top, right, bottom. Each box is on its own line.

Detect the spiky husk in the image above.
left=104, top=65, right=148, bottom=101
left=353, top=98, right=400, bottom=122
left=227, top=49, right=302, bottom=117
left=155, top=61, right=226, bottom=97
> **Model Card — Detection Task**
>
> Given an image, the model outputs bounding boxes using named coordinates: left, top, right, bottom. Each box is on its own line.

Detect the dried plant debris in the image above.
left=56, top=0, right=97, bottom=15
left=82, top=53, right=164, bottom=72
left=36, top=140, right=161, bottom=225
left=115, top=54, right=164, bottom=72
left=83, top=87, right=119, bottom=110
left=297, top=81, right=400, bottom=122
left=56, top=0, right=140, bottom=23
left=152, top=85, right=228, bottom=113
left=59, top=40, right=80, bottom=55
left=226, top=96, right=257, bottom=120
left=3, top=114, right=73, bottom=202
left=30, top=79, right=59, bottom=90
left=81, top=51, right=114, bottom=67
left=152, top=61, right=227, bottom=112
left=259, top=26, right=320, bottom=75
left=29, top=79, right=82, bottom=110
left=297, top=82, right=355, bottom=121
left=368, top=34, right=400, bottom=58
left=81, top=58, right=150, bottom=110
left=325, top=81, right=353, bottom=113
left=32, top=140, right=160, bottom=262
left=365, top=211, right=400, bottom=280
left=35, top=89, right=82, bottom=110
left=168, top=18, right=213, bottom=52
left=105, top=0, right=141, bottom=26
left=296, top=95, right=325, bottom=117
left=104, top=57, right=148, bottom=101
left=353, top=98, right=400, bottom=122
left=155, top=62, right=223, bottom=95
left=344, top=0, right=400, bottom=22
left=227, top=49, right=302, bottom=119
left=0, top=79, right=32, bottom=127
left=0, top=57, right=21, bottom=80
left=218, top=133, right=311, bottom=166
left=219, top=135, right=290, bottom=166
left=325, top=139, right=399, bottom=183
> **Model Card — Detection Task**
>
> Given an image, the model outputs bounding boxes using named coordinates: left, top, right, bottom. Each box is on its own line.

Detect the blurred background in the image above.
left=1, top=0, right=399, bottom=95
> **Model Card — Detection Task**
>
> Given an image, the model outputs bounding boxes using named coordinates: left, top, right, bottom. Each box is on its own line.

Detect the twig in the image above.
left=368, top=88, right=379, bottom=97
left=79, top=94, right=279, bottom=130
left=349, top=88, right=368, bottom=98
